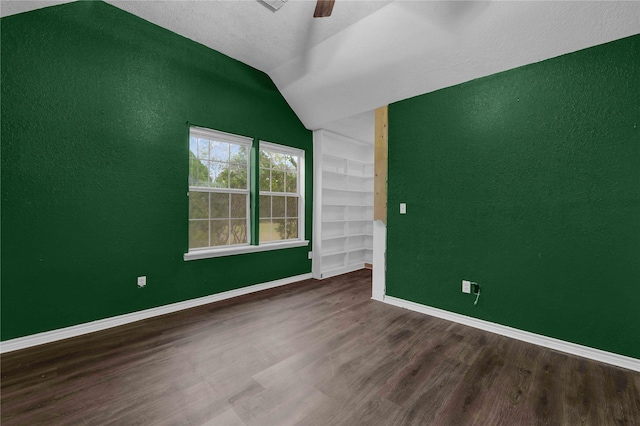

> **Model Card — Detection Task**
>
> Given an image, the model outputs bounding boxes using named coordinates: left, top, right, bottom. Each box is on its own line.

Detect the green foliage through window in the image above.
left=188, top=128, right=303, bottom=250
left=188, top=130, right=250, bottom=249
left=259, top=146, right=300, bottom=242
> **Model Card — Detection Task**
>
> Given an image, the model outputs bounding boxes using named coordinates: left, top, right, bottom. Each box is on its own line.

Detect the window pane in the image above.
left=210, top=220, right=229, bottom=246
left=189, top=137, right=198, bottom=157
left=271, top=170, right=284, bottom=192
left=285, top=171, right=297, bottom=193
left=260, top=195, right=271, bottom=218
left=197, top=138, right=209, bottom=159
left=188, top=129, right=253, bottom=250
left=210, top=141, right=229, bottom=163
left=189, top=192, right=209, bottom=219
left=230, top=194, right=246, bottom=219
left=260, top=168, right=271, bottom=192
left=189, top=220, right=209, bottom=249
left=286, top=196, right=298, bottom=218
left=272, top=153, right=287, bottom=170
left=189, top=157, right=209, bottom=186
left=229, top=163, right=247, bottom=189
left=286, top=219, right=298, bottom=239
left=210, top=193, right=229, bottom=219
left=230, top=144, right=247, bottom=163
left=259, top=150, right=271, bottom=168
left=230, top=219, right=247, bottom=245
left=209, top=161, right=229, bottom=188
left=272, top=196, right=285, bottom=218
left=272, top=219, right=285, bottom=241
left=260, top=219, right=273, bottom=242
left=286, top=155, right=298, bottom=172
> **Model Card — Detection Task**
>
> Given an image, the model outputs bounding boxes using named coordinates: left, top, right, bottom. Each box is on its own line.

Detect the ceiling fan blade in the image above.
left=313, top=0, right=335, bottom=18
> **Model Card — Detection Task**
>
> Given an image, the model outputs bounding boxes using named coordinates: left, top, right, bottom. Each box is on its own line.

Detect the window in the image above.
left=259, top=142, right=301, bottom=242
left=188, top=127, right=251, bottom=250
left=186, top=127, right=307, bottom=260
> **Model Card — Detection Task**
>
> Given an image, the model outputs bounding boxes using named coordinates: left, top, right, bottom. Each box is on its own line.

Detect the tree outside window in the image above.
left=188, top=129, right=250, bottom=249
left=187, top=128, right=304, bottom=252
left=259, top=146, right=300, bottom=242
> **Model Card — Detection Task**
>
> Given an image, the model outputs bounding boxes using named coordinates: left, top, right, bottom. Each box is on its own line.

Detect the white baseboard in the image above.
left=319, top=264, right=364, bottom=280
left=383, top=295, right=640, bottom=373
left=0, top=273, right=313, bottom=354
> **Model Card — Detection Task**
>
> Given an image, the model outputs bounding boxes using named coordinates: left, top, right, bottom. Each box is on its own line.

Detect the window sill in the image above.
left=184, top=240, right=310, bottom=261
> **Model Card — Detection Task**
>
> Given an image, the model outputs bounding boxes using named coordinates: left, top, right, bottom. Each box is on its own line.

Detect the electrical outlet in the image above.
left=137, top=276, right=146, bottom=288
left=308, top=251, right=313, bottom=259
left=400, top=203, right=407, bottom=214
left=471, top=282, right=480, bottom=295
left=462, top=280, right=471, bottom=294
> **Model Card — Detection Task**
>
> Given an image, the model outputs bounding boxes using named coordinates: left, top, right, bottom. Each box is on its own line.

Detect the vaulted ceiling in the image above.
left=2, top=0, right=639, bottom=139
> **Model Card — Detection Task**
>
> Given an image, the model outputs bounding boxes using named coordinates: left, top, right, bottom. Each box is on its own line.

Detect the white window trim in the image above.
left=190, top=126, right=253, bottom=148
left=260, top=141, right=303, bottom=156
left=184, top=239, right=310, bottom=261
left=259, top=141, right=305, bottom=245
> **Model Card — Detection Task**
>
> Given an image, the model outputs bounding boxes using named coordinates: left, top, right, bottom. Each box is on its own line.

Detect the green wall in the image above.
left=1, top=2, right=312, bottom=340
left=387, top=35, right=639, bottom=359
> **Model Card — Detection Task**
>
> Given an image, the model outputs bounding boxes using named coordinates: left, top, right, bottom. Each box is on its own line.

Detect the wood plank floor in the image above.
left=2, top=270, right=639, bottom=425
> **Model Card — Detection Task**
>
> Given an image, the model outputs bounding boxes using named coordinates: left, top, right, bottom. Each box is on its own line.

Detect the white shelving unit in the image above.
left=313, top=130, right=374, bottom=279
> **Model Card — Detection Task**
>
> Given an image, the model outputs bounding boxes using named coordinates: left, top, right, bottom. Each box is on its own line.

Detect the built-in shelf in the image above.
left=323, top=203, right=372, bottom=207
left=313, top=129, right=374, bottom=280
left=323, top=186, right=374, bottom=194
left=322, top=169, right=375, bottom=179
left=322, top=235, right=348, bottom=242
left=324, top=249, right=348, bottom=257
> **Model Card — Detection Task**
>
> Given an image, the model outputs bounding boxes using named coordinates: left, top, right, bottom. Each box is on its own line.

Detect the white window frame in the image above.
left=187, top=126, right=251, bottom=253
left=184, top=131, right=308, bottom=261
left=258, top=141, right=306, bottom=245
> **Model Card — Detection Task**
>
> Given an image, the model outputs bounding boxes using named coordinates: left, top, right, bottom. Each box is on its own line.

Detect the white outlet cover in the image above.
left=462, top=280, right=471, bottom=294
left=137, top=276, right=146, bottom=287
left=400, top=203, right=406, bottom=214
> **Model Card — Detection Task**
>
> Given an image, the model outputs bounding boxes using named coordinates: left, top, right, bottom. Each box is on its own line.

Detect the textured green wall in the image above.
left=387, top=35, right=640, bottom=359
left=1, top=2, right=312, bottom=340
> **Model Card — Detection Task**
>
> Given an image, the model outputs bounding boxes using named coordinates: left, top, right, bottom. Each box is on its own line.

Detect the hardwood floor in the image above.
left=2, top=270, right=639, bottom=425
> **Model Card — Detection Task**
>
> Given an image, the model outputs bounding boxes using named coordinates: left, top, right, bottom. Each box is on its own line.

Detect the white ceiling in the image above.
left=2, top=0, right=639, bottom=138
left=0, top=0, right=73, bottom=17
left=104, top=0, right=394, bottom=73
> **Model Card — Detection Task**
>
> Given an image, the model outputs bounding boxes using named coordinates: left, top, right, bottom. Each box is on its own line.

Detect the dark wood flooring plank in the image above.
left=465, top=334, right=541, bottom=425
left=381, top=331, right=464, bottom=405
left=431, top=344, right=509, bottom=425
left=600, top=363, right=640, bottom=425
left=390, top=358, right=468, bottom=426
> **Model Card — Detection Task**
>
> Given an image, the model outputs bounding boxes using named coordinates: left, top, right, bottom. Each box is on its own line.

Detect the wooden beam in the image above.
left=313, top=0, right=335, bottom=18
left=374, top=106, right=388, bottom=223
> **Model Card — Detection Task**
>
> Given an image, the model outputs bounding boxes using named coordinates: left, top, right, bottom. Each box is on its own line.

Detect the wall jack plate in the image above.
left=137, top=276, right=146, bottom=288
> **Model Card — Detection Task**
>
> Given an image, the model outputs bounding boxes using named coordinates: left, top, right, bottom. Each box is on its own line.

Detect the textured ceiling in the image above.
left=104, top=0, right=394, bottom=73
left=2, top=0, right=639, bottom=136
